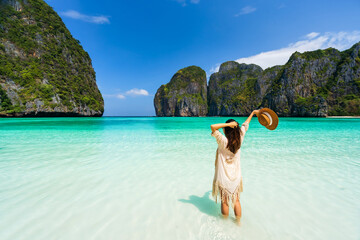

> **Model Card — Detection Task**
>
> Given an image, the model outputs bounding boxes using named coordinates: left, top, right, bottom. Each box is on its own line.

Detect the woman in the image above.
left=210, top=109, right=259, bottom=222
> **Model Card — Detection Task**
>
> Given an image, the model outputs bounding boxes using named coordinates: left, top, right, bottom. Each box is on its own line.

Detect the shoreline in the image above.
left=325, top=116, right=360, bottom=118
left=1, top=115, right=360, bottom=118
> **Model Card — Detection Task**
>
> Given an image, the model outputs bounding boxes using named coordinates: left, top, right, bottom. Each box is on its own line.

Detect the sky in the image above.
left=44, top=0, right=360, bottom=116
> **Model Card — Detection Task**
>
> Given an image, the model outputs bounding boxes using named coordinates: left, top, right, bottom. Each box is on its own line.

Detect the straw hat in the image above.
left=256, top=108, right=279, bottom=130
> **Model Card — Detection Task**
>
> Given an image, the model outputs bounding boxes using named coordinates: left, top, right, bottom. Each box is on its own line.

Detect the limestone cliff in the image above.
left=0, top=0, right=104, bottom=117
left=154, top=66, right=207, bottom=116
left=155, top=43, right=360, bottom=117
left=208, top=61, right=263, bottom=116
left=262, top=44, right=360, bottom=116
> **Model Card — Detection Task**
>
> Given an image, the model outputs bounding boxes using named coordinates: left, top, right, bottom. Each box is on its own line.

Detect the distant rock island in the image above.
left=154, top=43, right=360, bottom=117
left=154, top=66, right=207, bottom=116
left=0, top=0, right=104, bottom=117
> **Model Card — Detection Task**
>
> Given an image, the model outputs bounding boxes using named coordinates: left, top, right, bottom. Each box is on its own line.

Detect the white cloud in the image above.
left=235, top=6, right=256, bottom=17
left=306, top=32, right=320, bottom=39
left=104, top=88, right=150, bottom=100
left=103, top=94, right=126, bottom=99
left=209, top=63, right=221, bottom=74
left=210, top=31, right=360, bottom=72
left=117, top=94, right=126, bottom=99
left=126, top=88, right=149, bottom=96
left=60, top=10, right=110, bottom=24
left=175, top=0, right=200, bottom=6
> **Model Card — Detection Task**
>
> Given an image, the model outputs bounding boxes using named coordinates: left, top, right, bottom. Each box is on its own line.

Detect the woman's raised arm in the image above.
left=244, top=110, right=260, bottom=125
left=210, top=122, right=237, bottom=133
left=211, top=109, right=259, bottom=133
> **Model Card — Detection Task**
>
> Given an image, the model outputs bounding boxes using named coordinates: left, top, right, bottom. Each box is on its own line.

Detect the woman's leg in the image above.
left=221, top=193, right=229, bottom=218
left=234, top=195, right=241, bottom=221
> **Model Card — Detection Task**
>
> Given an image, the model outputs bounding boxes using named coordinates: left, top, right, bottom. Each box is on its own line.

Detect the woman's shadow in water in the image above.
left=178, top=191, right=219, bottom=217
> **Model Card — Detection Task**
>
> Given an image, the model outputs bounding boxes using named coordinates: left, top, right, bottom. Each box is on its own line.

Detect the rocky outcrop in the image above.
left=208, top=61, right=263, bottom=116
left=154, top=66, right=207, bottom=116
left=0, top=0, right=104, bottom=117
left=262, top=45, right=360, bottom=116
left=155, top=43, right=360, bottom=117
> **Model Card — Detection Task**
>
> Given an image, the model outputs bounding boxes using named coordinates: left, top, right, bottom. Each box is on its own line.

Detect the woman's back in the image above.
left=210, top=112, right=258, bottom=223
left=211, top=121, right=249, bottom=202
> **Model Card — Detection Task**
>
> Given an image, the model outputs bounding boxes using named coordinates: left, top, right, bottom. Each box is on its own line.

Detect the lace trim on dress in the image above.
left=212, top=177, right=243, bottom=208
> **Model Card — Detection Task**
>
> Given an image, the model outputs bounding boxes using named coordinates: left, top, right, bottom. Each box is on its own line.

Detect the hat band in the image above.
left=263, top=112, right=272, bottom=125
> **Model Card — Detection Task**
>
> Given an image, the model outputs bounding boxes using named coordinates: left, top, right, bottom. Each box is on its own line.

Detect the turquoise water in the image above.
left=0, top=117, right=359, bottom=240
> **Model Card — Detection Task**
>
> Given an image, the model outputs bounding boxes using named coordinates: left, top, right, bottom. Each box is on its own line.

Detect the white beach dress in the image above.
left=211, top=122, right=249, bottom=206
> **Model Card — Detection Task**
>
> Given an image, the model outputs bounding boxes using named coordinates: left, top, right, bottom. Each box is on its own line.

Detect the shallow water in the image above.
left=0, top=117, right=359, bottom=240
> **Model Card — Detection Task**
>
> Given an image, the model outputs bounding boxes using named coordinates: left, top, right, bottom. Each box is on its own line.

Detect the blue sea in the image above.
left=0, top=117, right=359, bottom=240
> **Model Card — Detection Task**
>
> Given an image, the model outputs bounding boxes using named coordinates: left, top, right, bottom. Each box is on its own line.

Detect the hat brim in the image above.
left=257, top=108, right=279, bottom=130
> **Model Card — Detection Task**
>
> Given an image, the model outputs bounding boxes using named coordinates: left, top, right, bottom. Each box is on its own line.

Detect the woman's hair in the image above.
left=224, top=119, right=241, bottom=154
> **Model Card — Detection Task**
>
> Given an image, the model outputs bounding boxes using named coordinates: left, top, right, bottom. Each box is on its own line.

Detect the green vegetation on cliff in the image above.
left=165, top=66, right=206, bottom=93
left=154, top=66, right=207, bottom=116
left=0, top=0, right=103, bottom=116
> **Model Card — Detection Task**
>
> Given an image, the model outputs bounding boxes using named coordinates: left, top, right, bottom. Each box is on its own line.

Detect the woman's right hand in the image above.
left=252, top=109, right=260, bottom=115
left=227, top=121, right=238, bottom=128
